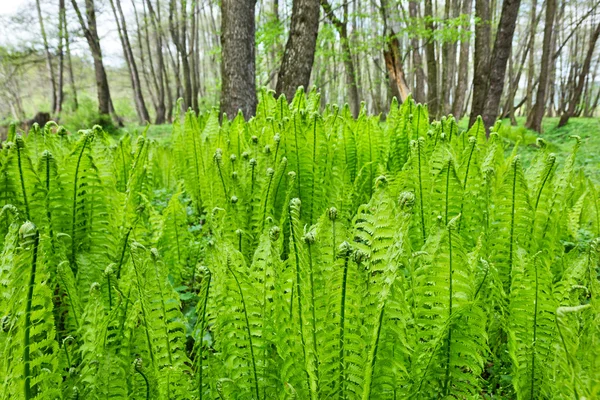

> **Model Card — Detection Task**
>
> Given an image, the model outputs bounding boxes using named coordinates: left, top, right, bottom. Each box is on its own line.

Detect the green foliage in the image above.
left=0, top=90, right=599, bottom=398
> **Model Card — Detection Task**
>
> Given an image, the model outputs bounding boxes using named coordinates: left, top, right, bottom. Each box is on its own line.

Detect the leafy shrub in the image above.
left=0, top=89, right=599, bottom=399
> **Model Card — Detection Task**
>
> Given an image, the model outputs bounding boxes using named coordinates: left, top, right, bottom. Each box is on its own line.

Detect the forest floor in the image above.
left=129, top=116, right=600, bottom=182
left=496, top=117, right=600, bottom=183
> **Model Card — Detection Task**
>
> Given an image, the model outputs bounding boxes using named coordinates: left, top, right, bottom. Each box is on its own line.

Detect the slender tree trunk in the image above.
left=453, top=0, right=472, bottom=119
left=480, top=0, right=522, bottom=130
left=525, top=0, right=556, bottom=132
left=424, top=0, right=439, bottom=118
left=220, top=0, right=257, bottom=119
left=276, top=0, right=320, bottom=101
left=525, top=0, right=538, bottom=115
left=109, top=0, right=151, bottom=124
left=63, top=3, right=78, bottom=111
left=558, top=22, right=600, bottom=127
left=145, top=0, right=167, bottom=124
left=321, top=0, right=360, bottom=117
left=56, top=0, right=66, bottom=116
left=70, top=0, right=119, bottom=124
left=36, top=0, right=58, bottom=115
left=469, top=0, right=491, bottom=126
left=408, top=0, right=426, bottom=103
left=169, top=0, right=193, bottom=110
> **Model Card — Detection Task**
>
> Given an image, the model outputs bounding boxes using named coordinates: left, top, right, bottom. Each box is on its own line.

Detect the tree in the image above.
left=468, top=0, right=490, bottom=126
left=321, top=0, right=360, bottom=117
left=35, top=0, right=57, bottom=115
left=276, top=0, right=320, bottom=101
left=480, top=0, right=522, bottom=130
left=558, top=22, right=600, bottom=127
left=169, top=0, right=193, bottom=111
left=452, top=0, right=473, bottom=119
left=424, top=0, right=439, bottom=118
left=109, top=0, right=150, bottom=124
left=70, top=0, right=119, bottom=124
left=526, top=0, right=556, bottom=132
left=220, top=0, right=257, bottom=119
left=408, top=0, right=426, bottom=104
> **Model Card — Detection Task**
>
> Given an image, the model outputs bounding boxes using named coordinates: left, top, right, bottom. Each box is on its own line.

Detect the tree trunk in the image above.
left=383, top=33, right=411, bottom=102
left=558, top=22, right=600, bottom=127
left=524, top=0, right=538, bottom=115
left=56, top=0, right=66, bottom=116
left=424, top=0, right=439, bottom=118
left=70, top=0, right=119, bottom=124
left=525, top=0, right=556, bottom=132
left=220, top=0, right=257, bottom=119
left=144, top=0, right=167, bottom=124
left=480, top=0, right=522, bottom=130
left=408, top=0, right=425, bottom=103
left=321, top=0, right=360, bottom=117
left=276, top=0, right=320, bottom=101
left=453, top=0, right=472, bottom=119
left=169, top=0, right=193, bottom=110
left=63, top=2, right=78, bottom=111
left=469, top=0, right=491, bottom=126
left=36, top=0, right=58, bottom=116
left=109, top=0, right=151, bottom=124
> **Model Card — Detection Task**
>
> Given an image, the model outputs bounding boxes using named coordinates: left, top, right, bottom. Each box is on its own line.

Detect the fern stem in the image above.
left=293, top=118, right=302, bottom=205
left=115, top=227, right=133, bottom=279
left=508, top=159, right=518, bottom=290
left=443, top=226, right=454, bottom=395
left=306, top=243, right=320, bottom=391
left=458, top=139, right=476, bottom=234
left=15, top=139, right=31, bottom=220
left=23, top=226, right=40, bottom=400
left=152, top=256, right=174, bottom=365
left=226, top=263, right=261, bottom=400
left=135, top=361, right=150, bottom=400
left=530, top=255, right=539, bottom=399
left=338, top=253, right=350, bottom=400
left=417, top=141, right=426, bottom=244
left=309, top=115, right=317, bottom=224
left=362, top=304, right=386, bottom=400
left=289, top=203, right=312, bottom=394
left=197, top=271, right=212, bottom=400
left=70, top=133, right=91, bottom=269
left=131, top=249, right=156, bottom=367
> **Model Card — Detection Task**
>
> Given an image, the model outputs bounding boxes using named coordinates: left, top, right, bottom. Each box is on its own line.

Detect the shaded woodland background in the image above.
left=0, top=0, right=599, bottom=133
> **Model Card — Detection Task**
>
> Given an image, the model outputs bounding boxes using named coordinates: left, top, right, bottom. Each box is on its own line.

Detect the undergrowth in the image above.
left=0, top=89, right=599, bottom=399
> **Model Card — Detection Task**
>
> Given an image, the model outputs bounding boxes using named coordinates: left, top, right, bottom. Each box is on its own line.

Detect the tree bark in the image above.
left=63, top=2, right=78, bottom=111
left=144, top=0, right=167, bottom=124
left=469, top=0, right=491, bottom=126
left=276, top=0, right=320, bottom=101
left=424, top=0, right=439, bottom=118
left=525, top=0, right=556, bottom=132
left=452, top=0, right=472, bottom=119
left=109, top=0, right=151, bottom=124
left=169, top=0, right=193, bottom=111
left=321, top=0, right=360, bottom=117
left=558, top=22, right=600, bottom=127
left=56, top=0, right=66, bottom=116
left=480, top=0, right=522, bottom=130
left=408, top=0, right=426, bottom=103
left=36, top=0, right=58, bottom=115
left=524, top=0, right=538, bottom=116
left=220, top=0, right=257, bottom=119
left=70, top=0, right=119, bottom=124
left=383, top=33, right=411, bottom=102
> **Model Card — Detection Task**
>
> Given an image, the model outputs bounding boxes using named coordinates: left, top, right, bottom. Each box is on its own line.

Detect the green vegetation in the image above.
left=0, top=90, right=599, bottom=399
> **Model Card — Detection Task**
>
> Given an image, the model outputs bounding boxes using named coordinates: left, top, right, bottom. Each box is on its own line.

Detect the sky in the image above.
left=0, top=0, right=125, bottom=67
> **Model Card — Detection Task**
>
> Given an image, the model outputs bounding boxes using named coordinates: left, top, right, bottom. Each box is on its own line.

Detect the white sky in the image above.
left=0, top=0, right=125, bottom=67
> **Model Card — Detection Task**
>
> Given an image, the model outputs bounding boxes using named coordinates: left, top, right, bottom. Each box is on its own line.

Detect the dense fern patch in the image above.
left=1, top=89, right=599, bottom=399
